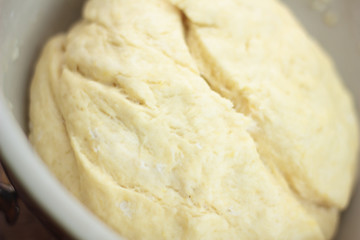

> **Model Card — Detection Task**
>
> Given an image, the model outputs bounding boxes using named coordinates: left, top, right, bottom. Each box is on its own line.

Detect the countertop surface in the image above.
left=0, top=164, right=54, bottom=240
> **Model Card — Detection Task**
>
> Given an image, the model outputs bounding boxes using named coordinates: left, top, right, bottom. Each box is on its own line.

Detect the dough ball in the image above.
left=29, top=0, right=358, bottom=239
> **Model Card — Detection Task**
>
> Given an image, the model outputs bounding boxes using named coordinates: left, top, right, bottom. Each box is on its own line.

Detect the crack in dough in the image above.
left=29, top=0, right=358, bottom=239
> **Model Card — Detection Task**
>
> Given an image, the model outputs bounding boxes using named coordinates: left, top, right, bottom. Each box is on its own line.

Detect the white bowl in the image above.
left=0, top=0, right=359, bottom=239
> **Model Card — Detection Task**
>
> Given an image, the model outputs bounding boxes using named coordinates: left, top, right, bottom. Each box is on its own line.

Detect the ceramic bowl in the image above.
left=0, top=0, right=359, bottom=239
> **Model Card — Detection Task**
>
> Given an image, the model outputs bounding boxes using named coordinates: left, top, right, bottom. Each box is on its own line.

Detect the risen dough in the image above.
left=29, top=0, right=359, bottom=239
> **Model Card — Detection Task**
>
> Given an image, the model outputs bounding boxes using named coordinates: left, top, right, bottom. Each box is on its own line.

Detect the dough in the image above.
left=29, top=0, right=359, bottom=239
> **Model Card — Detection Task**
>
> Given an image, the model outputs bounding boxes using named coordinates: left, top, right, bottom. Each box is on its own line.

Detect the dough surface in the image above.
left=29, top=0, right=359, bottom=239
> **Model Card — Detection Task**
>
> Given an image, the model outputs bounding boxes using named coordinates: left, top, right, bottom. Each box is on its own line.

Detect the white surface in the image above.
left=0, top=1, right=123, bottom=239
left=0, top=0, right=359, bottom=239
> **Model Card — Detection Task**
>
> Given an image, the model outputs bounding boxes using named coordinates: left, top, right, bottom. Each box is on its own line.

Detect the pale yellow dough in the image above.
left=29, top=0, right=359, bottom=239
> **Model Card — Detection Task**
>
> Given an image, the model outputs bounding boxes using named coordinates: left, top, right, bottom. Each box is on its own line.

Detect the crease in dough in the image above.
left=29, top=0, right=358, bottom=239
left=170, top=0, right=358, bottom=238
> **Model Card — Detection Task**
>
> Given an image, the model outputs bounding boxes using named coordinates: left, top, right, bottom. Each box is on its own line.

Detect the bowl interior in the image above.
left=281, top=1, right=360, bottom=238
left=0, top=1, right=121, bottom=239
left=0, top=0, right=359, bottom=239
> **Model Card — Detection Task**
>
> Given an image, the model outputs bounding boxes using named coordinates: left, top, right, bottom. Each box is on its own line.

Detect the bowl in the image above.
left=0, top=0, right=359, bottom=239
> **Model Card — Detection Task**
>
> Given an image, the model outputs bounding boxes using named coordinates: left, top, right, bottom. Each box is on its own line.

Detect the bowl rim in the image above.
left=0, top=95, right=123, bottom=240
